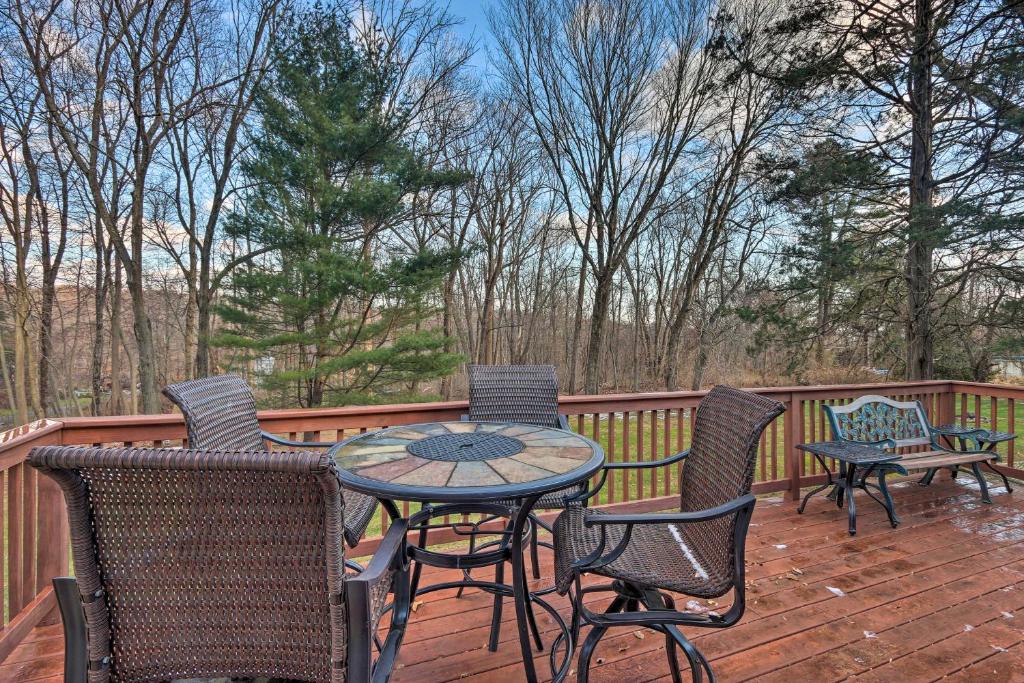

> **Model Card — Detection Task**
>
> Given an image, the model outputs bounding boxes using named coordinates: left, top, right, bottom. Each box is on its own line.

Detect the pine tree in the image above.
left=216, top=3, right=467, bottom=407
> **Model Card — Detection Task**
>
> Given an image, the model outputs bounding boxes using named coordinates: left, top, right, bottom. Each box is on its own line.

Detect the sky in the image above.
left=446, top=0, right=494, bottom=73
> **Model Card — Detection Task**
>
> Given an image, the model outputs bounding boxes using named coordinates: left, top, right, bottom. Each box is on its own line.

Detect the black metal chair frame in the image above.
left=562, top=448, right=751, bottom=682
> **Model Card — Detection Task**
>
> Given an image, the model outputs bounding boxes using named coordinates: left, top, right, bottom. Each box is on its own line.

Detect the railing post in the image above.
left=36, top=473, right=69, bottom=625
left=938, top=382, right=956, bottom=426
left=784, top=392, right=803, bottom=502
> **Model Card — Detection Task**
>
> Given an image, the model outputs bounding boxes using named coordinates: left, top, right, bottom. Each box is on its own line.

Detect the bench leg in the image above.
left=983, top=460, right=1013, bottom=494
left=877, top=471, right=900, bottom=528
left=969, top=461, right=992, bottom=504
left=919, top=468, right=938, bottom=486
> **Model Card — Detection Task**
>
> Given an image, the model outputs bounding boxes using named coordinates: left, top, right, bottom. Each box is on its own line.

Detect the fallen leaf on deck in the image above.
left=826, top=586, right=847, bottom=597
left=412, top=600, right=423, bottom=612
left=634, top=631, right=645, bottom=639
left=1002, top=612, right=1014, bottom=619
left=992, top=645, right=1009, bottom=653
left=774, top=544, right=787, bottom=549
left=964, top=624, right=975, bottom=632
left=863, top=631, right=877, bottom=639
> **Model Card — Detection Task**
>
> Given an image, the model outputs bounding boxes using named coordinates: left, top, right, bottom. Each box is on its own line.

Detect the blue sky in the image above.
left=447, top=0, right=494, bottom=72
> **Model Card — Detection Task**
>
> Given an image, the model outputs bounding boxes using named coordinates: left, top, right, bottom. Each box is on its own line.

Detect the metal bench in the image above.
left=824, top=394, right=1013, bottom=505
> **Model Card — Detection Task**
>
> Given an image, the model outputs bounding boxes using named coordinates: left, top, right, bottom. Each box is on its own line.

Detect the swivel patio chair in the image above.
left=163, top=374, right=381, bottom=552
left=29, top=445, right=410, bottom=683
left=462, top=364, right=581, bottom=581
left=553, top=385, right=785, bottom=682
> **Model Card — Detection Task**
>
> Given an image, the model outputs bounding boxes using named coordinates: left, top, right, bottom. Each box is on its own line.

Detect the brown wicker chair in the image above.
left=553, top=385, right=785, bottom=682
left=30, top=445, right=410, bottom=683
left=162, top=374, right=380, bottom=549
left=462, top=364, right=580, bottom=581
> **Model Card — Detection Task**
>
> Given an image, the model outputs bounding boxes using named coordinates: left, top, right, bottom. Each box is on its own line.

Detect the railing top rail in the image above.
left=51, top=380, right=961, bottom=433
left=0, top=420, right=64, bottom=457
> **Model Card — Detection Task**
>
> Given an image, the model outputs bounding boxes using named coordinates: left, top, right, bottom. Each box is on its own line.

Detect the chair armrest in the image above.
left=346, top=519, right=410, bottom=682
left=348, top=519, right=409, bottom=592
left=584, top=494, right=756, bottom=527
left=571, top=494, right=757, bottom=576
left=262, top=431, right=334, bottom=449
left=603, top=449, right=690, bottom=470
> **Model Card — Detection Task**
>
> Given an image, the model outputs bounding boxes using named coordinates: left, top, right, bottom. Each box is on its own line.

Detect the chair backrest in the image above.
left=824, top=394, right=931, bottom=448
left=467, top=364, right=561, bottom=427
left=29, top=446, right=348, bottom=683
left=163, top=374, right=267, bottom=451
left=679, top=386, right=785, bottom=594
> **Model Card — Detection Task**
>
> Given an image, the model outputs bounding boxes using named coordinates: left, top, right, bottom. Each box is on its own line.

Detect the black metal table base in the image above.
left=798, top=455, right=900, bottom=535
left=405, top=499, right=572, bottom=682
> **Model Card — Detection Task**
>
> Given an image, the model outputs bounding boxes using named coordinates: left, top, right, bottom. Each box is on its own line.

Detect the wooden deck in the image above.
left=5, top=475, right=1024, bottom=682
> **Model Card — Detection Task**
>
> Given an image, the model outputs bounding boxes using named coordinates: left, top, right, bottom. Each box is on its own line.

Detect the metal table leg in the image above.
left=511, top=494, right=542, bottom=682
left=844, top=463, right=858, bottom=535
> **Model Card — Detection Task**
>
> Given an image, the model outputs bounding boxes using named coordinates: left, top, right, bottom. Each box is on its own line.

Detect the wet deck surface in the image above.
left=5, top=476, right=1024, bottom=682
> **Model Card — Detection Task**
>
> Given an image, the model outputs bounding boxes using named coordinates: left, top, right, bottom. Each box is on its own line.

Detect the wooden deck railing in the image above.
left=2, top=379, right=1022, bottom=660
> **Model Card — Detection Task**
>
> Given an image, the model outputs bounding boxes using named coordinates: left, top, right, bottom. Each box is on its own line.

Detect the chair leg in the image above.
left=577, top=595, right=626, bottom=683
left=487, top=560, right=504, bottom=652
left=666, top=625, right=715, bottom=683
left=530, top=522, right=542, bottom=580
left=661, top=595, right=684, bottom=683
left=577, top=626, right=608, bottom=683
left=53, top=578, right=87, bottom=683
left=970, top=461, right=992, bottom=504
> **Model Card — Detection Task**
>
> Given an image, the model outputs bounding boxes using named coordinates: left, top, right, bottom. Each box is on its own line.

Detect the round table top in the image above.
left=330, top=421, right=605, bottom=503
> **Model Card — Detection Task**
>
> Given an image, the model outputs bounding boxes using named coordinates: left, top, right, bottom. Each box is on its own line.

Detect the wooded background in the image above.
left=1, top=0, right=1022, bottom=423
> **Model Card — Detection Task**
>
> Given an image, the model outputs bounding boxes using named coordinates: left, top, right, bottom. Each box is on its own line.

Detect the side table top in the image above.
left=797, top=440, right=902, bottom=465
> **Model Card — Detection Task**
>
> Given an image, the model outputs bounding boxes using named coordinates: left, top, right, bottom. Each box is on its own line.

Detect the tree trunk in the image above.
left=195, top=284, right=213, bottom=378
left=0, top=325, right=17, bottom=425
left=109, top=265, right=123, bottom=415
left=38, top=276, right=56, bottom=415
left=91, top=231, right=108, bottom=416
left=567, top=257, right=588, bottom=394
left=905, top=0, right=936, bottom=380
left=12, top=280, right=32, bottom=425
left=583, top=272, right=613, bottom=394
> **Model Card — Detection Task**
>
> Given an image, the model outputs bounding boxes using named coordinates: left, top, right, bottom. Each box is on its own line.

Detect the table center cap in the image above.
left=407, top=432, right=524, bottom=462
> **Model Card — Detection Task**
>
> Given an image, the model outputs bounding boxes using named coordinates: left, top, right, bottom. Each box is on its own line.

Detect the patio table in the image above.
left=797, top=441, right=905, bottom=536
left=330, top=420, right=605, bottom=683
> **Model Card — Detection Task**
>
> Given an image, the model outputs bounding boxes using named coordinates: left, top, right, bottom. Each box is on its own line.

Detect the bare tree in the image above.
left=493, top=0, right=719, bottom=392
left=9, top=0, right=222, bottom=411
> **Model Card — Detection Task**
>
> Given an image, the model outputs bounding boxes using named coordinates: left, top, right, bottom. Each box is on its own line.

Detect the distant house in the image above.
left=995, top=356, right=1024, bottom=378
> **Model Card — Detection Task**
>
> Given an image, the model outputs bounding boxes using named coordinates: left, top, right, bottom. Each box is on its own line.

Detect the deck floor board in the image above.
left=5, top=477, right=1022, bottom=682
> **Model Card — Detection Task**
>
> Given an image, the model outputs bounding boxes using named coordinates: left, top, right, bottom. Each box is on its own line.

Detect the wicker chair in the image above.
left=552, top=386, right=785, bottom=682
left=162, top=374, right=380, bottom=550
left=462, top=364, right=579, bottom=580
left=30, top=445, right=410, bottom=683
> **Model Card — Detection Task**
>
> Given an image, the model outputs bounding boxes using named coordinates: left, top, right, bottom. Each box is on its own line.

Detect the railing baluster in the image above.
left=648, top=407, right=657, bottom=500
left=607, top=412, right=616, bottom=505
left=1009, top=398, right=1016, bottom=468
left=22, top=466, right=37, bottom=611
left=7, top=463, right=24, bottom=618
left=636, top=411, right=644, bottom=503
left=662, top=409, right=671, bottom=497
left=621, top=411, right=630, bottom=504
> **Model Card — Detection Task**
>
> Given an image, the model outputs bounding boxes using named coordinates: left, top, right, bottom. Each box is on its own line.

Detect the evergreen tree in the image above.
left=741, top=140, right=896, bottom=377
left=217, top=3, right=467, bottom=407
